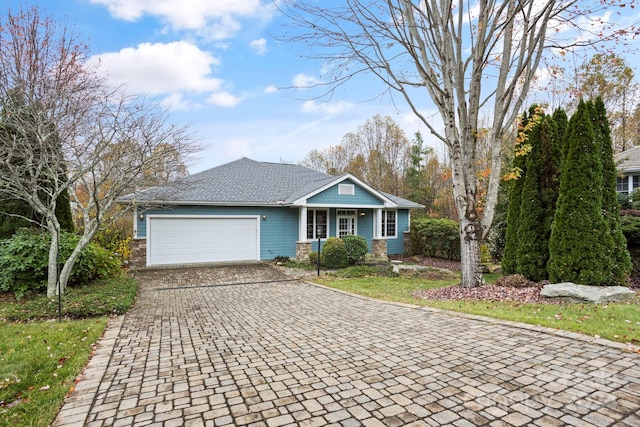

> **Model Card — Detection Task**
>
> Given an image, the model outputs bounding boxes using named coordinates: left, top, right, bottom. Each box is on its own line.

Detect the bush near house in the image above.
left=0, top=229, right=121, bottom=298
left=410, top=217, right=460, bottom=260
left=341, top=235, right=368, bottom=265
left=322, top=237, right=349, bottom=268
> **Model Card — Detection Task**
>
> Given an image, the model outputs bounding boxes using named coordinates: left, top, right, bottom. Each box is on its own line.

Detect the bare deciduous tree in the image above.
left=0, top=6, right=199, bottom=296
left=283, top=0, right=637, bottom=287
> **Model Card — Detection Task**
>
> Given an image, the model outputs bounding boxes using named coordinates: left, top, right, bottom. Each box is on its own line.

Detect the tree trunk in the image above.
left=58, top=227, right=97, bottom=293
left=459, top=217, right=484, bottom=288
left=46, top=217, right=61, bottom=298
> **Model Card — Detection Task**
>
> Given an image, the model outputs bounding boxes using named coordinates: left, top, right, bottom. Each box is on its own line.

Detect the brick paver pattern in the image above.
left=54, top=265, right=640, bottom=426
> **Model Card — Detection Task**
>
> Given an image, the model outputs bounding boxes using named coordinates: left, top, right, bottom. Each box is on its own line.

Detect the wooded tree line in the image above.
left=301, top=114, right=457, bottom=219
left=502, top=98, right=631, bottom=286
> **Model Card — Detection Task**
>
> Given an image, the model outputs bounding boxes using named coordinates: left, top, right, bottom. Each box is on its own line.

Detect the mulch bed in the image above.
left=413, top=283, right=554, bottom=304
left=396, top=255, right=639, bottom=304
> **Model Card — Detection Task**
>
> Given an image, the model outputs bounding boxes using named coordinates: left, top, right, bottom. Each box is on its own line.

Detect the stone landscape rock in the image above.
left=541, top=282, right=636, bottom=303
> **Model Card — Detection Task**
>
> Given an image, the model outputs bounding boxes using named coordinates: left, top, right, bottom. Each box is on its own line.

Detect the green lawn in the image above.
left=0, top=276, right=137, bottom=427
left=314, top=267, right=640, bottom=345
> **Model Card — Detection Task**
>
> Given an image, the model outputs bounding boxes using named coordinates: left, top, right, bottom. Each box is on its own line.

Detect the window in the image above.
left=307, top=209, right=328, bottom=239
left=617, top=177, right=629, bottom=194
left=339, top=184, right=355, bottom=195
left=633, top=176, right=640, bottom=191
left=381, top=210, right=397, bottom=238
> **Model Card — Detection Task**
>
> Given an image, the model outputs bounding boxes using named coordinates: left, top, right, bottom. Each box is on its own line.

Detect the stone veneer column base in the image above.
left=370, top=239, right=388, bottom=261
left=296, top=241, right=312, bottom=262
left=129, top=238, right=147, bottom=269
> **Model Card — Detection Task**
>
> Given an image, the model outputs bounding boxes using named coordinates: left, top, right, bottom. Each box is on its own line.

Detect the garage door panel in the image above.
left=148, top=217, right=259, bottom=266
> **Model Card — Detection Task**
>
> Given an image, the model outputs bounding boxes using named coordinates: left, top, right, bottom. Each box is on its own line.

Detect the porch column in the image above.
left=374, top=208, right=382, bottom=239
left=299, top=206, right=307, bottom=241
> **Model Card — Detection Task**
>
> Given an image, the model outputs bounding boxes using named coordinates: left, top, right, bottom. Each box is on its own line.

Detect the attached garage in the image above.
left=146, top=216, right=260, bottom=266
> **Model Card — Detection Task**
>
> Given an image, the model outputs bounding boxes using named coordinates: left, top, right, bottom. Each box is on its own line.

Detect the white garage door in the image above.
left=147, top=216, right=259, bottom=266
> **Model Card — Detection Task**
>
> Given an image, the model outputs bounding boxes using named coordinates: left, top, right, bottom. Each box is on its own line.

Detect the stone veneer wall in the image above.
left=129, top=238, right=147, bottom=268
left=371, top=239, right=388, bottom=260
left=296, top=241, right=312, bottom=262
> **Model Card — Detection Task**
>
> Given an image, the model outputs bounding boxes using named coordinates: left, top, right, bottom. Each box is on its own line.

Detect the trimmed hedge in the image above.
left=410, top=218, right=460, bottom=260
left=341, top=235, right=368, bottom=265
left=322, top=237, right=349, bottom=269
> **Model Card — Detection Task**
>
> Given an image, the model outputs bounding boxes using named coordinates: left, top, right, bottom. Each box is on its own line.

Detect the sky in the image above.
left=4, top=1, right=640, bottom=174
left=3, top=0, right=442, bottom=173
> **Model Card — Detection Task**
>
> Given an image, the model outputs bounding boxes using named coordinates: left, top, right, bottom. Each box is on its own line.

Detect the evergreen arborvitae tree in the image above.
left=515, top=114, right=561, bottom=281
left=591, top=97, right=632, bottom=284
left=548, top=100, right=614, bottom=285
left=502, top=110, right=536, bottom=274
left=552, top=107, right=568, bottom=162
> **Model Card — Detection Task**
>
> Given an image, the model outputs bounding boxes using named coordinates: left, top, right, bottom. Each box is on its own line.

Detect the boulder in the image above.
left=541, top=282, right=636, bottom=303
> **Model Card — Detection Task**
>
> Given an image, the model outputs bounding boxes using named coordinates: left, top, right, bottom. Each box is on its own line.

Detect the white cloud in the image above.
left=293, top=73, right=322, bottom=89
left=250, top=38, right=267, bottom=55
left=90, top=0, right=262, bottom=27
left=207, top=91, right=243, bottom=108
left=302, top=100, right=353, bottom=115
left=88, top=41, right=222, bottom=95
left=160, top=93, right=191, bottom=111
left=264, top=85, right=279, bottom=94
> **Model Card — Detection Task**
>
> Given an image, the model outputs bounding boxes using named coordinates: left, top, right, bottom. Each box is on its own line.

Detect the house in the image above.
left=119, top=157, right=423, bottom=267
left=615, top=146, right=640, bottom=196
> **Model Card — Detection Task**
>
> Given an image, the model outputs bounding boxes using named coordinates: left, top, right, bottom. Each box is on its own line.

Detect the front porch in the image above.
left=294, top=206, right=394, bottom=262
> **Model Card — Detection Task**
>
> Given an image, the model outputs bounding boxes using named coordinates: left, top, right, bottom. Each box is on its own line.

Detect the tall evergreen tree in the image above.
left=552, top=107, right=569, bottom=163
left=502, top=109, right=537, bottom=274
left=591, top=97, right=632, bottom=284
left=548, top=100, right=614, bottom=285
left=515, top=114, right=561, bottom=281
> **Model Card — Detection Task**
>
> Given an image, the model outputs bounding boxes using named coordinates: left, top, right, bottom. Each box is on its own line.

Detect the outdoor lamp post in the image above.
left=317, top=225, right=322, bottom=276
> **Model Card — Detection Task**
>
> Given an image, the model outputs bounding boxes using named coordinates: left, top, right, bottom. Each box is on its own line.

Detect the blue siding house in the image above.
left=120, top=158, right=422, bottom=267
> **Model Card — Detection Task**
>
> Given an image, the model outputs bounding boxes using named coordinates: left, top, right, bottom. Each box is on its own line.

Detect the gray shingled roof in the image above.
left=615, top=146, right=640, bottom=173
left=120, top=157, right=423, bottom=208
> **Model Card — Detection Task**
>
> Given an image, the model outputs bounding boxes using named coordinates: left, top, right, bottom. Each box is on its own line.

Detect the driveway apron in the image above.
left=53, top=265, right=640, bottom=427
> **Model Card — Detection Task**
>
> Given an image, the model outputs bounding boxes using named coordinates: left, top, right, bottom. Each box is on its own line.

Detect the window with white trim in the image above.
left=338, top=184, right=355, bottom=195
left=381, top=210, right=397, bottom=238
left=617, top=177, right=629, bottom=195
left=307, top=209, right=328, bottom=239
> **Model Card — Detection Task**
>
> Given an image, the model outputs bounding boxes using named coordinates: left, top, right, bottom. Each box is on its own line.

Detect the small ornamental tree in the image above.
left=591, top=97, right=632, bottom=284
left=548, top=100, right=614, bottom=285
left=515, top=114, right=560, bottom=281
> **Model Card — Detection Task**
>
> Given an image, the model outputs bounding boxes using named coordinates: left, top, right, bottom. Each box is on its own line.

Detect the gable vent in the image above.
left=339, top=184, right=355, bottom=195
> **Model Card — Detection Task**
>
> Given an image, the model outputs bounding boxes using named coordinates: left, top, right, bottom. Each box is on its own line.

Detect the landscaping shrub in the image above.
left=309, top=251, right=324, bottom=266
left=410, top=218, right=460, bottom=260
left=92, top=215, right=133, bottom=265
left=322, top=237, right=349, bottom=269
left=0, top=229, right=121, bottom=298
left=341, top=235, right=368, bottom=265
left=621, top=215, right=640, bottom=247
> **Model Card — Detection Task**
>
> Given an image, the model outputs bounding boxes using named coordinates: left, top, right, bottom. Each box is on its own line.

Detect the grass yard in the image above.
left=314, top=266, right=640, bottom=345
left=0, top=276, right=137, bottom=426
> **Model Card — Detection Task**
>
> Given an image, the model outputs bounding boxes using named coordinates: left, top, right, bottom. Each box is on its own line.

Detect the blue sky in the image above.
left=5, top=1, right=639, bottom=173
left=5, top=0, right=441, bottom=173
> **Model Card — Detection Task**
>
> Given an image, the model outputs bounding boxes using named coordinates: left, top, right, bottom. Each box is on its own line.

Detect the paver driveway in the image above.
left=54, top=265, right=640, bottom=427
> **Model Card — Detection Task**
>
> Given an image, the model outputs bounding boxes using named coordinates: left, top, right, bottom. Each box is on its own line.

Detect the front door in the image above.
left=337, top=210, right=357, bottom=237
